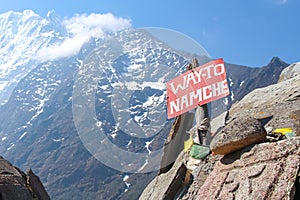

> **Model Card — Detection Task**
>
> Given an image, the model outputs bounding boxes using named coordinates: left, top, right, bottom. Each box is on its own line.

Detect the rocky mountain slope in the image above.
left=0, top=10, right=291, bottom=199
left=141, top=62, right=300, bottom=199
left=225, top=56, right=288, bottom=106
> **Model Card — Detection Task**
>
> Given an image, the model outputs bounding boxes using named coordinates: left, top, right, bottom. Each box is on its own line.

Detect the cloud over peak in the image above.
left=37, top=12, right=131, bottom=62
left=63, top=12, right=131, bottom=36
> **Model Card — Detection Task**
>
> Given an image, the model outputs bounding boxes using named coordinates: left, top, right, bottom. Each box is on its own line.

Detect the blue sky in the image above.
left=1, top=0, right=299, bottom=66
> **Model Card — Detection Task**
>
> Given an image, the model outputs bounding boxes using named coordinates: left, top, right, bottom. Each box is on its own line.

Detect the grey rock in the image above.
left=278, top=62, right=300, bottom=82
left=140, top=151, right=189, bottom=200
left=198, top=137, right=300, bottom=200
left=0, top=156, right=50, bottom=200
left=179, top=154, right=222, bottom=200
left=159, top=112, right=194, bottom=174
left=140, top=151, right=222, bottom=200
left=26, top=169, right=50, bottom=200
left=229, top=62, right=300, bottom=136
left=210, top=116, right=267, bottom=155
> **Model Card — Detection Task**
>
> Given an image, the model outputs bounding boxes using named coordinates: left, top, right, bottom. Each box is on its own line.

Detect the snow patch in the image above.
left=128, top=64, right=142, bottom=72
left=134, top=115, right=144, bottom=125
left=0, top=81, right=8, bottom=90
left=123, top=175, right=131, bottom=192
left=240, top=80, right=245, bottom=86
left=111, top=133, right=117, bottom=139
left=223, top=97, right=229, bottom=105
left=18, top=131, right=27, bottom=141
left=145, top=139, right=154, bottom=154
left=52, top=137, right=65, bottom=142
left=96, top=121, right=102, bottom=127
left=112, top=81, right=165, bottom=91
left=144, top=94, right=164, bottom=107
left=126, top=140, right=132, bottom=147
left=40, top=30, right=55, bottom=37
left=231, top=92, right=235, bottom=101
left=99, top=84, right=110, bottom=90
left=29, top=97, right=49, bottom=123
left=137, top=159, right=149, bottom=172
left=229, top=77, right=234, bottom=87
left=7, top=143, right=15, bottom=151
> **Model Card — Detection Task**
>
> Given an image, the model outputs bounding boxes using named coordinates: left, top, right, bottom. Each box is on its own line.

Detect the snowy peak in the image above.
left=0, top=10, right=38, bottom=21
left=44, top=10, right=67, bottom=37
left=0, top=10, right=68, bottom=105
left=0, top=9, right=132, bottom=106
left=46, top=10, right=56, bottom=18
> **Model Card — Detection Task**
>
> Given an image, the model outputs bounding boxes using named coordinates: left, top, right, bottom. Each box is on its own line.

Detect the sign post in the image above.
left=166, top=58, right=229, bottom=119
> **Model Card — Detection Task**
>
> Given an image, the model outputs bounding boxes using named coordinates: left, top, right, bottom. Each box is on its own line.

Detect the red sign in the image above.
left=167, top=58, right=229, bottom=119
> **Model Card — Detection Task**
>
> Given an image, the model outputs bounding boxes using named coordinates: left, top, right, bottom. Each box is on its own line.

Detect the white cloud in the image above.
left=36, top=33, right=90, bottom=61
left=63, top=13, right=131, bottom=36
left=36, top=13, right=131, bottom=62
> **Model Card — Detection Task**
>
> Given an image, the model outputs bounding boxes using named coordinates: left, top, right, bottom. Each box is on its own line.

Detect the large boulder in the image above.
left=278, top=62, right=300, bottom=82
left=210, top=116, right=267, bottom=155
left=0, top=156, right=50, bottom=200
left=198, top=138, right=300, bottom=199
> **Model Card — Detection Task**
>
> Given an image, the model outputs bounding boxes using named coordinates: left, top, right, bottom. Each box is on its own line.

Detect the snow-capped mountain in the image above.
left=0, top=10, right=290, bottom=199
left=73, top=29, right=201, bottom=174
left=0, top=10, right=67, bottom=105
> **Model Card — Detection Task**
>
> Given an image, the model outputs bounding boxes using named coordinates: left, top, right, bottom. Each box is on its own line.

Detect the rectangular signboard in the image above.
left=166, top=58, right=229, bottom=119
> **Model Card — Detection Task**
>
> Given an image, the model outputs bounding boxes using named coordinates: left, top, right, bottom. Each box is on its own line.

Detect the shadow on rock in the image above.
left=220, top=144, right=256, bottom=165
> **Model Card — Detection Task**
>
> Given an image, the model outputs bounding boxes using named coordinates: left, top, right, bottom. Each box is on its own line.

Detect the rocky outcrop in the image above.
left=278, top=62, right=300, bottom=82
left=159, top=111, right=194, bottom=174
left=229, top=62, right=300, bottom=136
left=26, top=169, right=50, bottom=200
left=210, top=116, right=267, bottom=155
left=0, top=156, right=50, bottom=200
left=141, top=151, right=221, bottom=200
left=179, top=154, right=222, bottom=200
left=197, top=62, right=300, bottom=199
left=140, top=151, right=189, bottom=200
left=141, top=61, right=300, bottom=200
left=198, top=138, right=300, bottom=199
